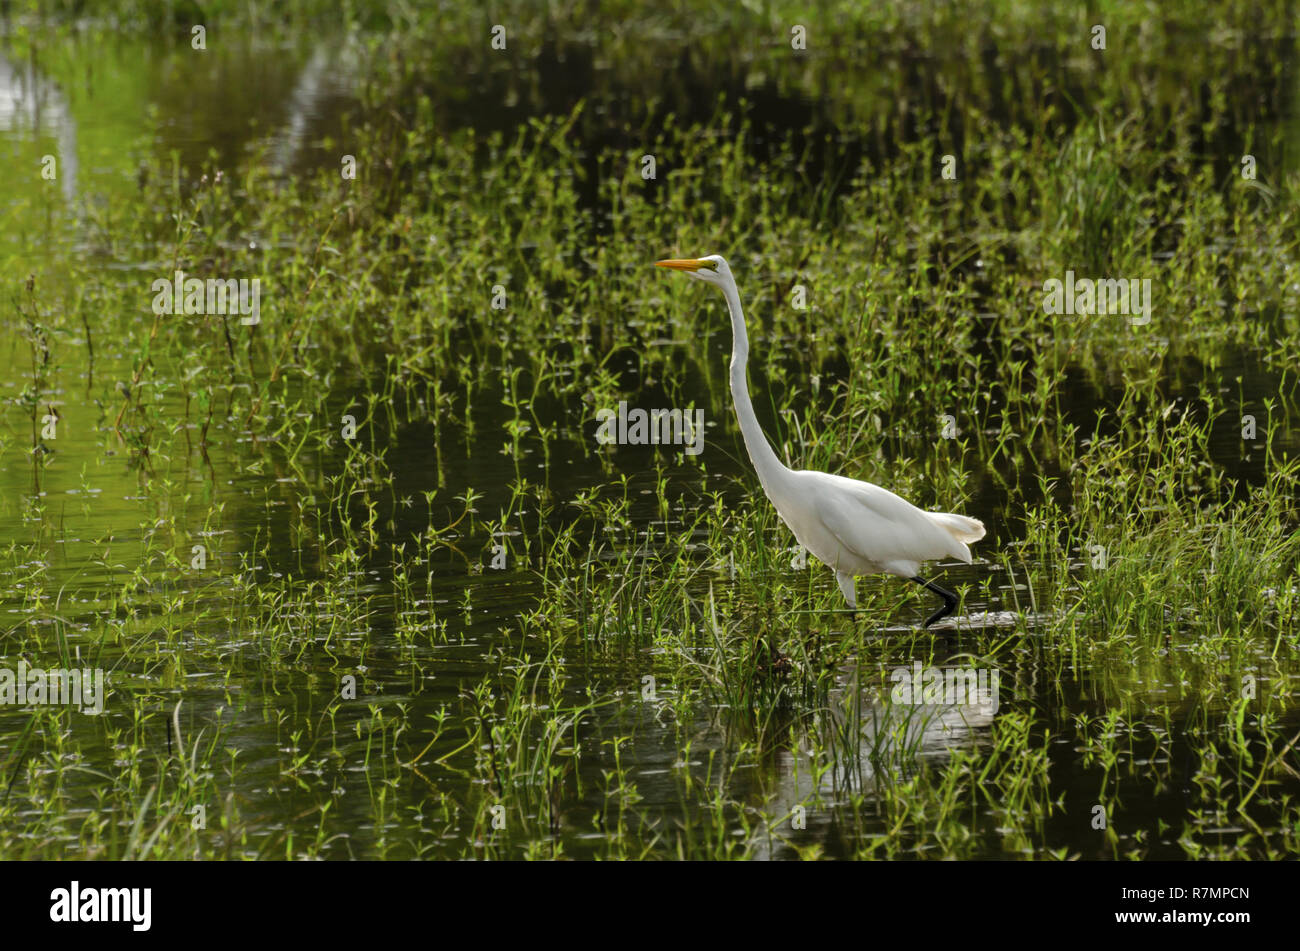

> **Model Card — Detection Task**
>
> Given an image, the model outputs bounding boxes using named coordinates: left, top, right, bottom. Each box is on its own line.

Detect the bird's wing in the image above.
left=812, top=474, right=966, bottom=569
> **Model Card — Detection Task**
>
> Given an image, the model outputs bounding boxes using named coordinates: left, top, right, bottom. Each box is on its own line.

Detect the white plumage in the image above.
left=656, top=253, right=986, bottom=625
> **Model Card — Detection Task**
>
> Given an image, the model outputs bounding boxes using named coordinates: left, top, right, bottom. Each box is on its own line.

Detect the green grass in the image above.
left=0, top=0, right=1298, bottom=859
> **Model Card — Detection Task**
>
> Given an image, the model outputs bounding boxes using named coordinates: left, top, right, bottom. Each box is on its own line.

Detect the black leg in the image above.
left=910, top=576, right=958, bottom=628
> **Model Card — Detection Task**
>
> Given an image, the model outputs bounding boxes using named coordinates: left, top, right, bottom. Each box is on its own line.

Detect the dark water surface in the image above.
left=2, top=25, right=1298, bottom=859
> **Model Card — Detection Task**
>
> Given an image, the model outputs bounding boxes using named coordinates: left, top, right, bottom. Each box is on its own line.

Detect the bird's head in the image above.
left=655, top=254, right=732, bottom=287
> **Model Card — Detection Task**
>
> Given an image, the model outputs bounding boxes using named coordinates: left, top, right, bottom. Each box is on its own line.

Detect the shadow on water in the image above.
left=1, top=19, right=1298, bottom=858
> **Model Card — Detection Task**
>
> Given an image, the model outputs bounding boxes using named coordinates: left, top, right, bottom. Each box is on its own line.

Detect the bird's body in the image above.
left=770, top=469, right=983, bottom=604
left=656, top=253, right=985, bottom=626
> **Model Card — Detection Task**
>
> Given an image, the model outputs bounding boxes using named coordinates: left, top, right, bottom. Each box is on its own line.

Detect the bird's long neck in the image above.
left=720, top=276, right=789, bottom=491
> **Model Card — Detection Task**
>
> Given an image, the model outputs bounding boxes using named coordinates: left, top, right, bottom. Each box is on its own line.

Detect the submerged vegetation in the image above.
left=1, top=0, right=1299, bottom=859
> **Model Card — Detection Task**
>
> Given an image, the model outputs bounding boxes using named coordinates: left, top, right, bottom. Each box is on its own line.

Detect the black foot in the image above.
left=910, top=576, right=958, bottom=628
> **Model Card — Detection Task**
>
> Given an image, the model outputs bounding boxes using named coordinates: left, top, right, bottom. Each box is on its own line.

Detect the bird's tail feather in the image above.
left=928, top=512, right=986, bottom=544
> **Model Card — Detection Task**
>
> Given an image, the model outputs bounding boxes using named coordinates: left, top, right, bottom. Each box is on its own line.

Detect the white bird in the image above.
left=656, top=254, right=985, bottom=627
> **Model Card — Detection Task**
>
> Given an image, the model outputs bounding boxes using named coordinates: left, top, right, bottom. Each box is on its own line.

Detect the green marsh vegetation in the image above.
left=0, top=0, right=1298, bottom=858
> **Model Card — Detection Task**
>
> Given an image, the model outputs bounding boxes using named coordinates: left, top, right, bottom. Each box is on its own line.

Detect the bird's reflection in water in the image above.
left=749, top=656, right=1000, bottom=858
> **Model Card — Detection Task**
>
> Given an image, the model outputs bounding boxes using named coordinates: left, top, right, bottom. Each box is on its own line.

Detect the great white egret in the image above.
left=656, top=254, right=985, bottom=627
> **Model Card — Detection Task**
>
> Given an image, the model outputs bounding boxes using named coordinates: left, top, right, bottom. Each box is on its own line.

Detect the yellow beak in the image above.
left=655, top=258, right=714, bottom=271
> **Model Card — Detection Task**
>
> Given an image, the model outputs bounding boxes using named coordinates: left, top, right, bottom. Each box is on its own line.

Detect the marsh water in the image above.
left=2, top=23, right=1299, bottom=859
